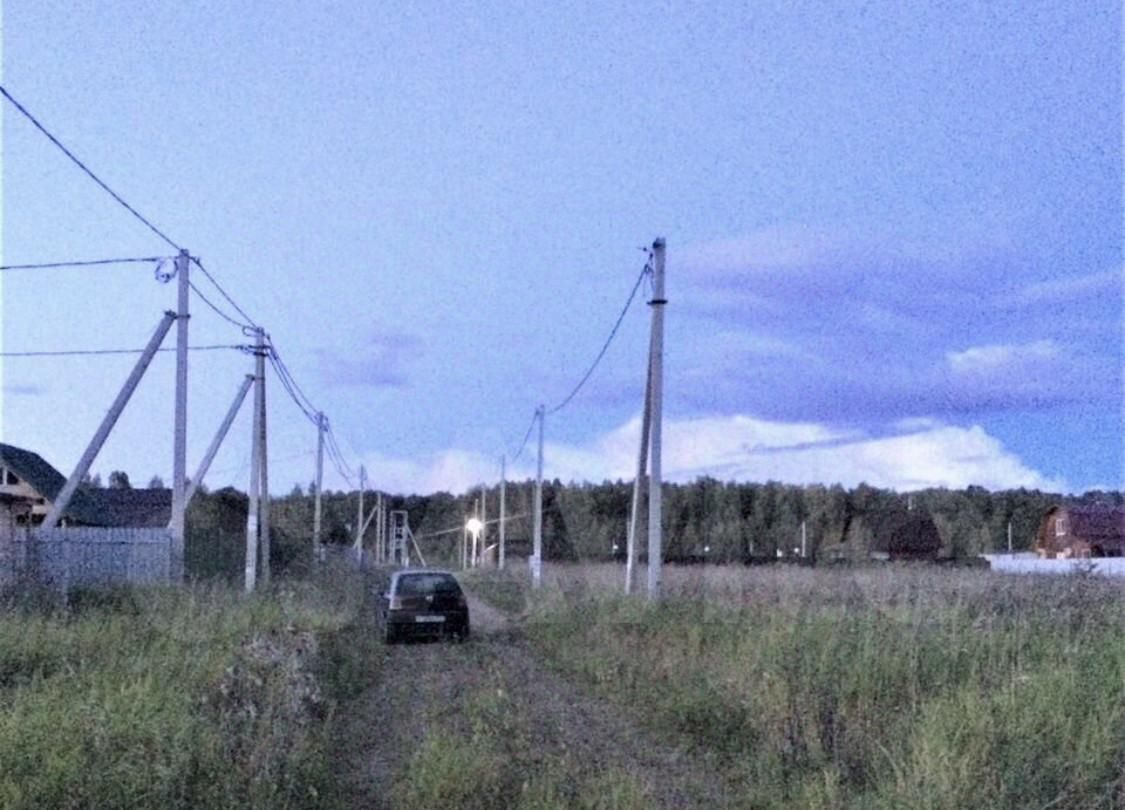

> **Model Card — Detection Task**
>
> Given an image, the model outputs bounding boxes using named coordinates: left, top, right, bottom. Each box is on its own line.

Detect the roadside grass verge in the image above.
left=472, top=564, right=1125, bottom=809
left=0, top=563, right=374, bottom=810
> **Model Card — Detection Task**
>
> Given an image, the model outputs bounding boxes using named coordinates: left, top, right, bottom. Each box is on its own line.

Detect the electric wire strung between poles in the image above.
left=0, top=256, right=165, bottom=271
left=545, top=262, right=651, bottom=415
left=0, top=344, right=246, bottom=358
left=0, top=85, right=181, bottom=253
left=1, top=85, right=261, bottom=335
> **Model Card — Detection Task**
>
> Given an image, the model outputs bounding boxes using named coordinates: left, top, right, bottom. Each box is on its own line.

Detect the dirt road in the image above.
left=335, top=591, right=730, bottom=808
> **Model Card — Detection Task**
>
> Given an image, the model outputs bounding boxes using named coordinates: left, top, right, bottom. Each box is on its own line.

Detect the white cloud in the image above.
left=1006, top=267, right=1124, bottom=307
left=946, top=340, right=1060, bottom=375
left=347, top=413, right=1066, bottom=495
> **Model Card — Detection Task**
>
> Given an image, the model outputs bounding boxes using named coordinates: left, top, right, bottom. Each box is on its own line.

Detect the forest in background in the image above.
left=175, top=477, right=1123, bottom=580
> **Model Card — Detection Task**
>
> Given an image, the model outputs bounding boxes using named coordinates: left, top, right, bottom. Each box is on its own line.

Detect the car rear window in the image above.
left=396, top=573, right=461, bottom=596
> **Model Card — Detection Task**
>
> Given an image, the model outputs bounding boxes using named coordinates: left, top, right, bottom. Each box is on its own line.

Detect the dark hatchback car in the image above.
left=379, top=569, right=470, bottom=643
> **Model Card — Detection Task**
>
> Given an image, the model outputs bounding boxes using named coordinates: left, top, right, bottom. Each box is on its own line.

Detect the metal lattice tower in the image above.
left=389, top=510, right=411, bottom=566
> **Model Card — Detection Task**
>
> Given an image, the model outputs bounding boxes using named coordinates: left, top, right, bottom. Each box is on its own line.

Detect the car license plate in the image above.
left=415, top=615, right=445, bottom=623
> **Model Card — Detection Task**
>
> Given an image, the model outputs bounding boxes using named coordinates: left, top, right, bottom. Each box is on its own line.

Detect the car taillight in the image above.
left=389, top=596, right=404, bottom=610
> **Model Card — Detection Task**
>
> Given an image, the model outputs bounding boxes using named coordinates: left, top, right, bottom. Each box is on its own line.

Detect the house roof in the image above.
left=0, top=442, right=67, bottom=502
left=1065, top=505, right=1125, bottom=544
left=80, top=488, right=172, bottom=528
left=868, top=509, right=943, bottom=555
left=0, top=442, right=170, bottom=527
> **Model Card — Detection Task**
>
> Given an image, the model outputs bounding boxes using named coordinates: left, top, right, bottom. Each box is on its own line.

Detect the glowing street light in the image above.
left=465, top=517, right=484, bottom=567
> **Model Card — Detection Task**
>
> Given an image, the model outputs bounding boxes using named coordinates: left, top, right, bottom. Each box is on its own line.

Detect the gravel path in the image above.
left=336, top=589, right=732, bottom=809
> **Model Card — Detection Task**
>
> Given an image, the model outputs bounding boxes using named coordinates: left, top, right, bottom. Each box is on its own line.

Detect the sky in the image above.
left=0, top=1, right=1121, bottom=498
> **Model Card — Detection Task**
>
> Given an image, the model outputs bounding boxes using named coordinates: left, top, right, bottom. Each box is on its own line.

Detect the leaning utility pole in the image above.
left=626, top=331, right=654, bottom=595
left=45, top=312, right=177, bottom=527
left=499, top=455, right=507, bottom=571
left=646, top=238, right=666, bottom=601
left=185, top=374, right=254, bottom=506
left=313, top=412, right=325, bottom=560
left=170, top=248, right=190, bottom=580
left=532, top=405, right=545, bottom=587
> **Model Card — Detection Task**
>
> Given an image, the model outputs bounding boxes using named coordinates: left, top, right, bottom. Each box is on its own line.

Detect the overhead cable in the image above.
left=545, top=262, right=651, bottom=415
left=189, top=281, right=254, bottom=330
left=0, top=256, right=165, bottom=271
left=0, top=85, right=181, bottom=252
left=510, top=409, right=539, bottom=464
left=191, top=257, right=258, bottom=329
left=0, top=344, right=244, bottom=357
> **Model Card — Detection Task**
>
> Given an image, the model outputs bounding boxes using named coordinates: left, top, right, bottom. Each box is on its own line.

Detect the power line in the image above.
left=191, top=257, right=258, bottom=329
left=545, top=262, right=651, bottom=415
left=0, top=344, right=244, bottom=358
left=1, top=86, right=260, bottom=335
left=189, top=281, right=253, bottom=330
left=0, top=85, right=181, bottom=252
left=510, top=409, right=539, bottom=464
left=0, top=256, right=165, bottom=271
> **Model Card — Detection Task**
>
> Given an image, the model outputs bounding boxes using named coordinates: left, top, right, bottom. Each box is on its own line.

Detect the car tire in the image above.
left=383, top=624, right=398, bottom=645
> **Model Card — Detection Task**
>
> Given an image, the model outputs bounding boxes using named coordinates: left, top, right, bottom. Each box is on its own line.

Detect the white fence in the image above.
left=983, top=553, right=1125, bottom=578
left=5, top=527, right=172, bottom=590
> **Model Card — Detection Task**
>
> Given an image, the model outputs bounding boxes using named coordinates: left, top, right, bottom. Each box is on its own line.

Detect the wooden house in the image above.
left=0, top=443, right=171, bottom=528
left=1035, top=505, right=1125, bottom=559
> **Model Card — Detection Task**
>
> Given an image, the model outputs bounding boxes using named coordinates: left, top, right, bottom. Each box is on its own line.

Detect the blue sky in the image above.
left=1, top=1, right=1120, bottom=496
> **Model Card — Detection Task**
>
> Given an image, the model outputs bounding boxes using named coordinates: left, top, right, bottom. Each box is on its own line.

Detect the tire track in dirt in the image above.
left=336, top=590, right=731, bottom=809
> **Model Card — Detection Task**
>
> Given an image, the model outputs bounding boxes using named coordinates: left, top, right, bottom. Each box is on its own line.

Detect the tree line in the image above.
left=180, top=477, right=1122, bottom=578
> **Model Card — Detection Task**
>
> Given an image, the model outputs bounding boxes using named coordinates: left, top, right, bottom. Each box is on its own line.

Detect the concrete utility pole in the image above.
left=647, top=238, right=666, bottom=601
left=258, top=330, right=271, bottom=587
left=171, top=248, right=190, bottom=580
left=532, top=405, right=545, bottom=588
left=376, top=492, right=384, bottom=563
left=45, top=312, right=176, bottom=527
left=244, top=335, right=264, bottom=592
left=626, top=332, right=654, bottom=595
left=481, top=487, right=488, bottom=566
left=185, top=374, right=254, bottom=507
left=801, top=520, right=807, bottom=558
left=313, top=412, right=325, bottom=560
left=499, top=455, right=506, bottom=571
left=355, top=465, right=366, bottom=560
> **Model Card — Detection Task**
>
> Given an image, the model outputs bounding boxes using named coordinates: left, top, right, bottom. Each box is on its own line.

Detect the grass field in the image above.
left=470, top=563, right=1125, bottom=809
left=0, top=560, right=379, bottom=810
left=4, top=560, right=1121, bottom=809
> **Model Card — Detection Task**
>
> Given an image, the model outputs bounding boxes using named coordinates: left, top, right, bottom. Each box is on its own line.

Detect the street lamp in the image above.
left=465, top=517, right=483, bottom=568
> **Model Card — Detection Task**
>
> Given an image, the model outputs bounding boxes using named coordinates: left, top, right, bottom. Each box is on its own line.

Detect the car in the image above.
left=379, top=569, right=470, bottom=643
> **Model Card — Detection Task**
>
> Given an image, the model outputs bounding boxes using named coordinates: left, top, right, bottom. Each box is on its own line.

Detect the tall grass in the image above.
left=474, top=564, right=1125, bottom=809
left=0, top=567, right=371, bottom=810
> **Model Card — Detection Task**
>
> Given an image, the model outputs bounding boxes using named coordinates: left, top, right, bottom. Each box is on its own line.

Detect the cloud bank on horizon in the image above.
left=351, top=412, right=1068, bottom=497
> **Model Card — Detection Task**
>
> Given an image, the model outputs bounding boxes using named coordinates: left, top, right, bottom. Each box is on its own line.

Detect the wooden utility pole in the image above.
left=646, top=238, right=666, bottom=601
left=171, top=248, right=190, bottom=580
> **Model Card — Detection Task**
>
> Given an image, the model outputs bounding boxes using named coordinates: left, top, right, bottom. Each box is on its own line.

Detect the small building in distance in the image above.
left=1035, top=505, right=1125, bottom=559
left=867, top=509, right=943, bottom=561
